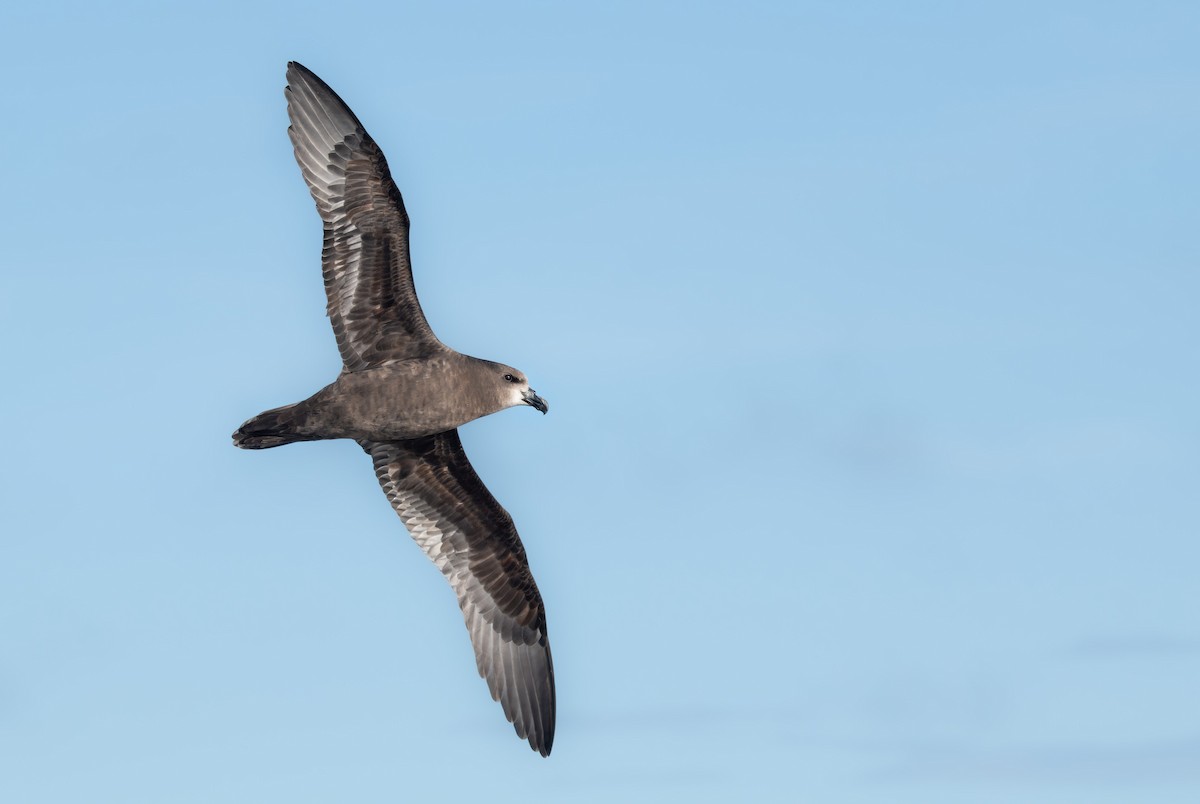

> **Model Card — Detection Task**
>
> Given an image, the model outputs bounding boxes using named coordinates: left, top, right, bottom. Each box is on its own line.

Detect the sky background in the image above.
left=2, top=2, right=1198, bottom=802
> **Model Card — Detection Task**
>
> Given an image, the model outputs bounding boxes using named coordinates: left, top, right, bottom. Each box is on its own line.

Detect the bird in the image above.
left=233, top=62, right=556, bottom=756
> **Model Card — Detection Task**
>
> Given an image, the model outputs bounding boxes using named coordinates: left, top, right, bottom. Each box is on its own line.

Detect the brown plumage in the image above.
left=233, top=62, right=555, bottom=756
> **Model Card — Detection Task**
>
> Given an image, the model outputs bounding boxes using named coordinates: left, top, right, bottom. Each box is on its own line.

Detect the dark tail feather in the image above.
left=232, top=403, right=319, bottom=449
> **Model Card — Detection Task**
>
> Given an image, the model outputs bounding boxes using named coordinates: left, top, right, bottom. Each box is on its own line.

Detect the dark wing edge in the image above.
left=360, top=432, right=556, bottom=756
left=284, top=62, right=442, bottom=370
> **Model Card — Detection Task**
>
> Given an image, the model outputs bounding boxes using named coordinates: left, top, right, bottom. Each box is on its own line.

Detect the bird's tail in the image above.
left=232, top=403, right=320, bottom=449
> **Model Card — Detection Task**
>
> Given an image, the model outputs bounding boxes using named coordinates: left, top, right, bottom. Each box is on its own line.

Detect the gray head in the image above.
left=470, top=358, right=549, bottom=415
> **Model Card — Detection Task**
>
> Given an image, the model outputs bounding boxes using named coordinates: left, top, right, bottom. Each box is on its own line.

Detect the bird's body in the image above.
left=233, top=62, right=556, bottom=756
left=236, top=354, right=535, bottom=445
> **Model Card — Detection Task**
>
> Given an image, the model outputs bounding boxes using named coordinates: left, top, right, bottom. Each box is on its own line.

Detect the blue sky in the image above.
left=2, top=2, right=1198, bottom=802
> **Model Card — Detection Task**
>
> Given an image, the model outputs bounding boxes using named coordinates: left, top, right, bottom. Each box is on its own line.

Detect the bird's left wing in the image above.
left=360, top=432, right=556, bottom=756
left=286, top=62, right=444, bottom=369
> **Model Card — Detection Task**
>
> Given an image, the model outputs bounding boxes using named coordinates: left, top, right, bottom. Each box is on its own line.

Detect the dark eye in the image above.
left=503, top=373, right=517, bottom=383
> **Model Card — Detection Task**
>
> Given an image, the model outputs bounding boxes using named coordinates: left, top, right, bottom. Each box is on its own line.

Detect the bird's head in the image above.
left=470, top=359, right=548, bottom=415
left=495, top=365, right=549, bottom=414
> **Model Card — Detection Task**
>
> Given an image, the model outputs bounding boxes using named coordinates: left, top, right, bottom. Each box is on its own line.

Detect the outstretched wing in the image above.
left=285, top=62, right=443, bottom=369
left=360, top=433, right=556, bottom=756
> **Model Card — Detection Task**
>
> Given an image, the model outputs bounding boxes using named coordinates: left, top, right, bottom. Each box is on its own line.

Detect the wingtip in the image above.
left=526, top=716, right=555, bottom=757
left=285, top=62, right=309, bottom=92
left=282, top=62, right=364, bottom=132
left=285, top=61, right=321, bottom=92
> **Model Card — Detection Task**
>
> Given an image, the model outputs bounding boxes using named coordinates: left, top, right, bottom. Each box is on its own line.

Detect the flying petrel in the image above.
left=233, top=62, right=555, bottom=756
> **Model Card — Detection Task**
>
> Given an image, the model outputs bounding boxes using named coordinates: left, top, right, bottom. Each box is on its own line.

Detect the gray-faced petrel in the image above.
left=233, top=62, right=555, bottom=756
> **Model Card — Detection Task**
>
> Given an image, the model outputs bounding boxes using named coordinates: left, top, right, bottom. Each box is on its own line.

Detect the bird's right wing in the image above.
left=360, top=432, right=556, bottom=756
left=285, top=62, right=444, bottom=369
